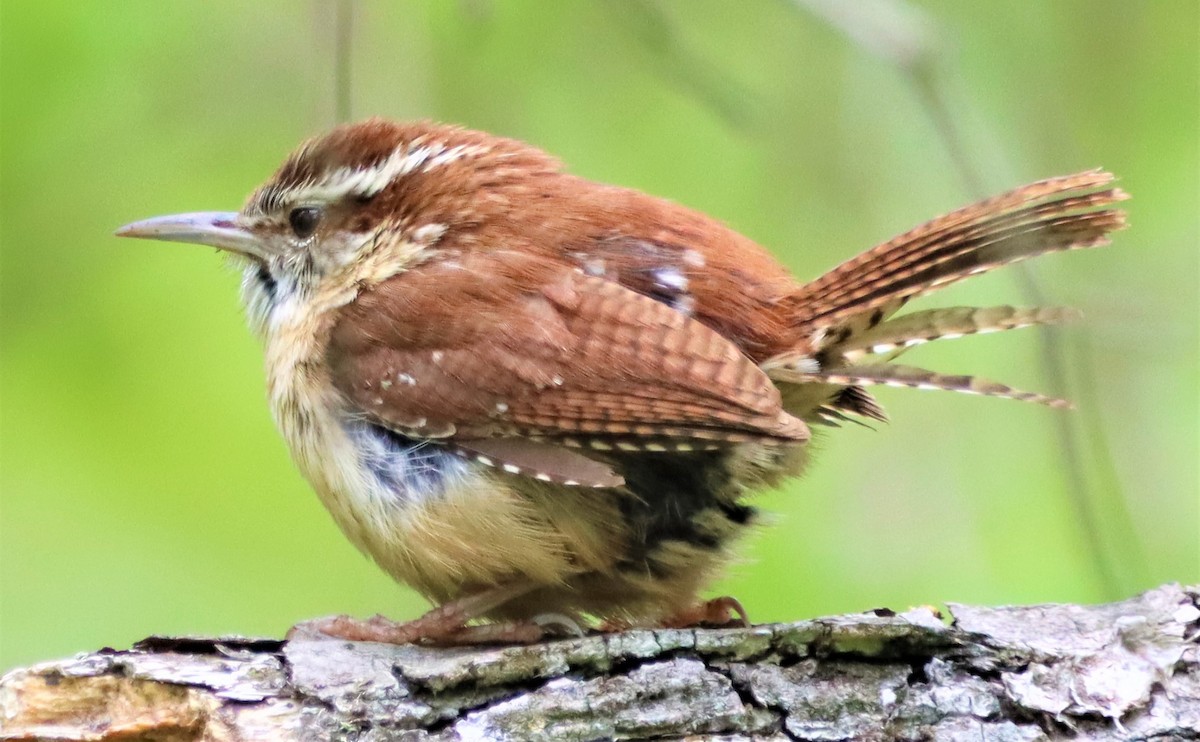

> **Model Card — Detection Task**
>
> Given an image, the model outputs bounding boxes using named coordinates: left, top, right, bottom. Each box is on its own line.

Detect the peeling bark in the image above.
left=2, top=584, right=1196, bottom=741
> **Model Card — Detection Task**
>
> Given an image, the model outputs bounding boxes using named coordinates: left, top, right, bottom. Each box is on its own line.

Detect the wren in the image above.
left=117, top=119, right=1127, bottom=644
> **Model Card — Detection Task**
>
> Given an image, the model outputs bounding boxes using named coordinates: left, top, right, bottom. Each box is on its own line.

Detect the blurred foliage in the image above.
left=1, top=1, right=1196, bottom=671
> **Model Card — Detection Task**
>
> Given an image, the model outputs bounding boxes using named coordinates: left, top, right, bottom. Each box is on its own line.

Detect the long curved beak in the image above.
left=115, top=212, right=270, bottom=262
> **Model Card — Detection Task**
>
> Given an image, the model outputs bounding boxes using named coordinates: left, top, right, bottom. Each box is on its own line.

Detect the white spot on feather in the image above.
left=397, top=372, right=416, bottom=386
left=790, top=357, right=821, bottom=374
left=654, top=267, right=688, bottom=291
left=584, top=258, right=607, bottom=277
left=411, top=223, right=447, bottom=244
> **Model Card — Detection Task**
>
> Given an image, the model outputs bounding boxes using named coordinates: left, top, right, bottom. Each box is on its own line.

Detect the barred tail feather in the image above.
left=766, top=171, right=1125, bottom=419
left=773, top=364, right=1072, bottom=409
left=789, top=170, right=1128, bottom=333
left=832, top=305, right=1081, bottom=361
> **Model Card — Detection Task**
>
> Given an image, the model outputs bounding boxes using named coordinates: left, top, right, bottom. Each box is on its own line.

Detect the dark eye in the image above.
left=288, top=206, right=322, bottom=238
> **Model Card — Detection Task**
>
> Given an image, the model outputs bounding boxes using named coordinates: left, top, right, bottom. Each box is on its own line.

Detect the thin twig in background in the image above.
left=334, top=0, right=354, bottom=123
left=619, top=1, right=760, bottom=132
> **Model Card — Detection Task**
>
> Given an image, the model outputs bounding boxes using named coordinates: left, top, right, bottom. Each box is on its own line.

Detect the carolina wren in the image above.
left=117, top=119, right=1126, bottom=644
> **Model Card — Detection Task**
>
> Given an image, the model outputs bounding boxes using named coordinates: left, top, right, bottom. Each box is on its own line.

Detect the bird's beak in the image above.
left=115, top=211, right=271, bottom=262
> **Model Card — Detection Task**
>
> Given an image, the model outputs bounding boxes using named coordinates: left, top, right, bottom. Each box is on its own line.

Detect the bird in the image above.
left=117, top=118, right=1127, bottom=644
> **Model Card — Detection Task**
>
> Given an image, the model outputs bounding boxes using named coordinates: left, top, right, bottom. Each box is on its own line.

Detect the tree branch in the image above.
left=2, top=585, right=1196, bottom=740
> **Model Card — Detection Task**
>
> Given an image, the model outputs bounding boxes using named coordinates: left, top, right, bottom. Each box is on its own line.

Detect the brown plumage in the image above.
left=329, top=254, right=808, bottom=451
left=118, top=119, right=1127, bottom=643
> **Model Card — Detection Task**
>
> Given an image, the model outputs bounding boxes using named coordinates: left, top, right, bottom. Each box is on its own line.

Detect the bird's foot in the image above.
left=432, top=613, right=585, bottom=646
left=661, top=595, right=750, bottom=629
left=288, top=605, right=466, bottom=645
left=286, top=583, right=537, bottom=645
left=595, top=617, right=633, bottom=633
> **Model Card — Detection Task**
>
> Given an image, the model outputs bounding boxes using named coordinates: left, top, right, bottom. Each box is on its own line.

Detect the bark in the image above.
left=1, top=584, right=1196, bottom=741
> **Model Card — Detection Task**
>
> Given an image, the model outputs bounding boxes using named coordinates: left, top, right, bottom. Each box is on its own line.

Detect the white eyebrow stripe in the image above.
left=282, top=140, right=491, bottom=206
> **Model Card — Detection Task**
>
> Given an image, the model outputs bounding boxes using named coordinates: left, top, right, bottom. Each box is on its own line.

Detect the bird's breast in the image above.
left=261, top=315, right=602, bottom=599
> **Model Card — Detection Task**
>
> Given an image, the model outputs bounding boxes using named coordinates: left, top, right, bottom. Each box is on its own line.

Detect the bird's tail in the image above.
left=767, top=170, right=1128, bottom=421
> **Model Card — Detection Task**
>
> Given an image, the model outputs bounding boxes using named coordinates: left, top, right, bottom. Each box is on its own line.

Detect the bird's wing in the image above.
left=327, top=250, right=808, bottom=486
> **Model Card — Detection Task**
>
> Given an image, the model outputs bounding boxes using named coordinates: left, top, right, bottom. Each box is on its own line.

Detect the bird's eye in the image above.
left=288, top=206, right=322, bottom=239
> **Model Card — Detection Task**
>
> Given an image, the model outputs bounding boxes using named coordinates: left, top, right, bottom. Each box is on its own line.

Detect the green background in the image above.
left=1, top=1, right=1196, bottom=671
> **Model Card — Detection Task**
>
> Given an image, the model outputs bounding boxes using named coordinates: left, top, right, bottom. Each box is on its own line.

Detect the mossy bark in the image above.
left=2, top=585, right=1196, bottom=741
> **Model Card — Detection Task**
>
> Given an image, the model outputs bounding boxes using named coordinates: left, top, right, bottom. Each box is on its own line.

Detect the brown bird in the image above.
left=117, top=119, right=1127, bottom=644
